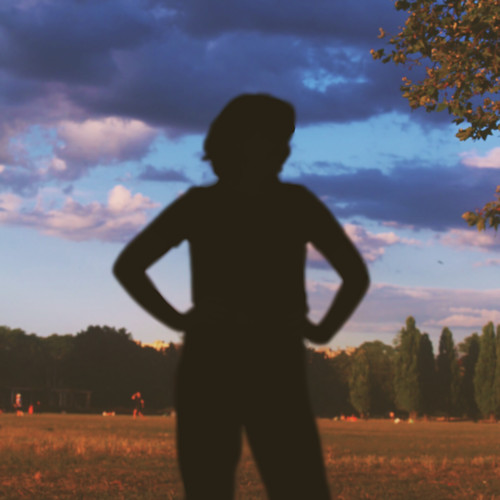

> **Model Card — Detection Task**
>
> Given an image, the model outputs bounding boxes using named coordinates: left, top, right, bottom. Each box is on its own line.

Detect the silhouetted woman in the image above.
left=114, top=94, right=370, bottom=499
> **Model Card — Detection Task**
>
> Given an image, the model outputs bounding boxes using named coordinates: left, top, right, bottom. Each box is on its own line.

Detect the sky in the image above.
left=1, top=0, right=499, bottom=351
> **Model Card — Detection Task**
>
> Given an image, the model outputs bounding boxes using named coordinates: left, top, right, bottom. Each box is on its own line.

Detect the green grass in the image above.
left=1, top=414, right=500, bottom=499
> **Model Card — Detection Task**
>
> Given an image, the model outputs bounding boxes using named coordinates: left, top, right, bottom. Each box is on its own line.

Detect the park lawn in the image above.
left=1, top=414, right=500, bottom=499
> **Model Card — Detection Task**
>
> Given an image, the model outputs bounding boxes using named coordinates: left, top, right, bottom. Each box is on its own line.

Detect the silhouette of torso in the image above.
left=165, top=180, right=326, bottom=332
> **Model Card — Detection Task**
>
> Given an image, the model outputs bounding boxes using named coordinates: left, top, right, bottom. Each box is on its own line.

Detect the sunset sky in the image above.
left=1, top=0, right=499, bottom=350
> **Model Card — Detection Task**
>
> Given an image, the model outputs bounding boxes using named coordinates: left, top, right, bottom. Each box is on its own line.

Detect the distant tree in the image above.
left=494, top=325, right=500, bottom=417
left=307, top=348, right=352, bottom=417
left=394, top=316, right=422, bottom=418
left=474, top=322, right=496, bottom=419
left=349, top=341, right=395, bottom=417
left=42, top=334, right=75, bottom=389
left=329, top=351, right=355, bottom=416
left=436, top=327, right=460, bottom=417
left=0, top=326, right=44, bottom=388
left=458, top=333, right=480, bottom=418
left=418, top=332, right=436, bottom=417
left=372, top=0, right=500, bottom=231
left=160, top=342, right=182, bottom=409
left=349, top=348, right=371, bottom=418
left=71, top=325, right=144, bottom=409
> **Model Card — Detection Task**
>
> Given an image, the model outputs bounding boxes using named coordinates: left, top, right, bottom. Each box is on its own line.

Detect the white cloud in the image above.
left=427, top=307, right=500, bottom=329
left=51, top=117, right=158, bottom=179
left=307, top=223, right=420, bottom=266
left=461, top=147, right=500, bottom=169
left=0, top=185, right=160, bottom=242
left=441, top=228, right=500, bottom=250
left=50, top=157, right=67, bottom=172
left=344, top=224, right=420, bottom=263
left=0, top=192, right=23, bottom=212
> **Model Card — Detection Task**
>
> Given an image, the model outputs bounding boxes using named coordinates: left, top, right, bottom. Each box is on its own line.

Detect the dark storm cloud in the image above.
left=0, top=1, right=156, bottom=84
left=290, top=163, right=500, bottom=232
left=0, top=0, right=431, bottom=135
left=154, top=0, right=406, bottom=46
left=137, top=165, right=191, bottom=182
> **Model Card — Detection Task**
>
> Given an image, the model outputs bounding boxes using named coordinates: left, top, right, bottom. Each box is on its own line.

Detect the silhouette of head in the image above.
left=203, top=94, right=295, bottom=183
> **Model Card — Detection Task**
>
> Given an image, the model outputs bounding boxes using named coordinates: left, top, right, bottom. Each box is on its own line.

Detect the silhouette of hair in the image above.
left=203, top=93, right=295, bottom=180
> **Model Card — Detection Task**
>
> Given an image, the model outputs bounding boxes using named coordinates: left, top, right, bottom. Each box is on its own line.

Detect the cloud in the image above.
left=307, top=223, right=420, bottom=267
left=137, top=165, right=191, bottom=183
left=461, top=147, right=500, bottom=169
left=306, top=281, right=500, bottom=346
left=0, top=0, right=435, bottom=140
left=164, top=0, right=406, bottom=44
left=427, top=307, right=500, bottom=329
left=290, top=161, right=499, bottom=231
left=0, top=185, right=159, bottom=242
left=440, top=229, right=500, bottom=250
left=51, top=117, right=158, bottom=179
left=474, top=258, right=500, bottom=268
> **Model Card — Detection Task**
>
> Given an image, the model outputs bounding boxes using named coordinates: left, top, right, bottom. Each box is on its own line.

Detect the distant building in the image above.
left=135, top=339, right=179, bottom=351
left=316, top=346, right=356, bottom=358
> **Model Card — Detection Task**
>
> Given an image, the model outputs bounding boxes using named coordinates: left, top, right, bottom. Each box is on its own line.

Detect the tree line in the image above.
left=1, top=317, right=499, bottom=419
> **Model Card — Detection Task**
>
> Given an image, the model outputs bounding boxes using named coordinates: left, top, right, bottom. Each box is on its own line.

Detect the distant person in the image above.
left=131, top=391, right=144, bottom=418
left=14, top=393, right=23, bottom=416
left=114, top=94, right=369, bottom=499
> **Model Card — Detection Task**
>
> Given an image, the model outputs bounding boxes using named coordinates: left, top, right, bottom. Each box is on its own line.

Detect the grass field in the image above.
left=1, top=414, right=500, bottom=499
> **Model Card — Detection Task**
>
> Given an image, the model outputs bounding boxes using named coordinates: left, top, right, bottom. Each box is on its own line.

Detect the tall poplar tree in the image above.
left=493, top=325, right=500, bottom=417
left=474, top=322, right=496, bottom=419
left=436, top=327, right=460, bottom=417
left=418, top=332, right=436, bottom=417
left=458, top=333, right=480, bottom=418
left=394, top=316, right=422, bottom=418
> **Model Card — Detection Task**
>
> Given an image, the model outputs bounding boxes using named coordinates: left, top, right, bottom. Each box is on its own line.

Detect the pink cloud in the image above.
left=51, top=117, right=158, bottom=179
left=461, top=147, right=500, bottom=169
left=306, top=223, right=421, bottom=267
left=441, top=228, right=500, bottom=250
left=0, top=185, right=159, bottom=242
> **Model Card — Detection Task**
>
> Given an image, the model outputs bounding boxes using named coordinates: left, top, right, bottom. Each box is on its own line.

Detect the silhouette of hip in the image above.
left=174, top=323, right=330, bottom=500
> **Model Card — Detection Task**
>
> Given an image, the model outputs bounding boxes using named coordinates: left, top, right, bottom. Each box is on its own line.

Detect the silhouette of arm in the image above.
left=303, top=191, right=370, bottom=344
left=113, top=192, right=192, bottom=332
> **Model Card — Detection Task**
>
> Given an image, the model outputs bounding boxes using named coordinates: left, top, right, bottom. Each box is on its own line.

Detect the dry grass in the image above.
left=1, top=415, right=500, bottom=499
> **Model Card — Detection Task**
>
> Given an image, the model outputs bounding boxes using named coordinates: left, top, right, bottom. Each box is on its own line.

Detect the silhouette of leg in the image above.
left=175, top=338, right=243, bottom=500
left=243, top=341, right=331, bottom=500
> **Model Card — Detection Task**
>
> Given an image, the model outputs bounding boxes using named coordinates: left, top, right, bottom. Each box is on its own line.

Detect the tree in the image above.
left=349, top=348, right=371, bottom=417
left=418, top=332, right=436, bottom=417
left=463, top=186, right=500, bottom=232
left=436, top=327, right=460, bottom=417
left=394, top=316, right=422, bottom=418
left=474, top=322, right=496, bottom=419
left=329, top=351, right=355, bottom=416
left=306, top=348, right=353, bottom=417
left=42, top=334, right=75, bottom=389
left=349, top=341, right=395, bottom=417
left=494, top=325, right=500, bottom=416
left=71, top=325, right=145, bottom=409
left=458, top=332, right=480, bottom=418
left=372, top=0, right=500, bottom=231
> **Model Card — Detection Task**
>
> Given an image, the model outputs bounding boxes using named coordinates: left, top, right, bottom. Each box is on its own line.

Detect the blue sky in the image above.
left=1, top=0, right=499, bottom=350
